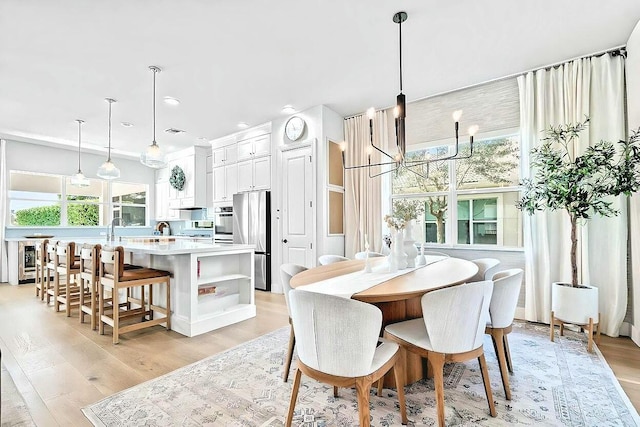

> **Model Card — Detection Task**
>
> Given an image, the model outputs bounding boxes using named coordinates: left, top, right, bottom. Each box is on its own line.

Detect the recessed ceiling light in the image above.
left=237, top=122, right=249, bottom=129
left=282, top=105, right=296, bottom=114
left=163, top=96, right=180, bottom=106
left=121, top=122, right=134, bottom=128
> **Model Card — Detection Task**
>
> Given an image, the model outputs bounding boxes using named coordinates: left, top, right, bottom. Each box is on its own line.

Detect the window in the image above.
left=392, top=133, right=522, bottom=248
left=8, top=171, right=148, bottom=227
left=112, top=182, right=147, bottom=226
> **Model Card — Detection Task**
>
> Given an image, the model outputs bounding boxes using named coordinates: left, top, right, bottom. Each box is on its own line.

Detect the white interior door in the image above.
left=281, top=146, right=314, bottom=268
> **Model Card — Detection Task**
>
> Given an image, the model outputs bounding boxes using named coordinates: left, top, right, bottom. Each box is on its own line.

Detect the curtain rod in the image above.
left=344, top=44, right=627, bottom=120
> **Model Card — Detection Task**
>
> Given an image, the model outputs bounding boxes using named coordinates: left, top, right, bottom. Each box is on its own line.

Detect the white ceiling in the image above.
left=2, top=0, right=640, bottom=159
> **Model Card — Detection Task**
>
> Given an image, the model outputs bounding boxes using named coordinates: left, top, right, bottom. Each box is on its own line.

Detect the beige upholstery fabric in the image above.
left=470, top=258, right=501, bottom=282
left=488, top=269, right=523, bottom=329
left=385, top=281, right=493, bottom=354
left=289, top=289, right=398, bottom=377
left=279, top=264, right=308, bottom=316
left=317, top=255, right=349, bottom=266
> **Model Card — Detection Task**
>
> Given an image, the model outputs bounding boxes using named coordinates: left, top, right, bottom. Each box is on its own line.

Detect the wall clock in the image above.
left=285, top=116, right=306, bottom=141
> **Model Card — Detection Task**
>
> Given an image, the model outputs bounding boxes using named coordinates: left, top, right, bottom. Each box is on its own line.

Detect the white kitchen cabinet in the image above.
left=237, top=156, right=271, bottom=192
left=165, top=146, right=208, bottom=209
left=206, top=171, right=213, bottom=208
left=212, top=163, right=237, bottom=203
left=155, top=177, right=181, bottom=220
left=212, top=145, right=237, bottom=167
left=237, top=134, right=270, bottom=161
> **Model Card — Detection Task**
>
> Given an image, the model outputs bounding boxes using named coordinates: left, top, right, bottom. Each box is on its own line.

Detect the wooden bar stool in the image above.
left=34, top=239, right=49, bottom=301
left=45, top=241, right=59, bottom=306
left=98, top=246, right=171, bottom=344
left=79, top=243, right=102, bottom=330
left=55, top=242, right=81, bottom=316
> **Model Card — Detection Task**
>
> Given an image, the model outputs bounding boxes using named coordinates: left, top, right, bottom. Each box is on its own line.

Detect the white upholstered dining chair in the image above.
left=279, top=263, right=308, bottom=382
left=485, top=268, right=523, bottom=400
left=317, top=254, right=349, bottom=265
left=470, top=258, right=501, bottom=282
left=286, top=289, right=407, bottom=427
left=384, top=281, right=496, bottom=427
left=354, top=251, right=385, bottom=260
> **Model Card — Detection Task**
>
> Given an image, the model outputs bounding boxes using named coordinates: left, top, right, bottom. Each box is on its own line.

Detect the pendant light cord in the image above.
left=152, top=68, right=157, bottom=144
left=107, top=99, right=112, bottom=162
left=399, top=16, right=403, bottom=92
left=76, top=119, right=83, bottom=172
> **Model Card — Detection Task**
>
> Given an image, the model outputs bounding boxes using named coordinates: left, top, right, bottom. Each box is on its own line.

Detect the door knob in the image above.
left=282, top=239, right=288, bottom=243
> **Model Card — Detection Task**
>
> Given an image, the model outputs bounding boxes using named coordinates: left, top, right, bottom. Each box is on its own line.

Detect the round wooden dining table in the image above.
left=290, top=256, right=478, bottom=385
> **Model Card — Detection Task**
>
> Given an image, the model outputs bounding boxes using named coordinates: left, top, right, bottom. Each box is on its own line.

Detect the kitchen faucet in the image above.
left=108, top=217, right=125, bottom=242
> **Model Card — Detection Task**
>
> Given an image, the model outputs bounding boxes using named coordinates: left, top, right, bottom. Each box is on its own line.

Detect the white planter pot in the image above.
left=551, top=282, right=599, bottom=325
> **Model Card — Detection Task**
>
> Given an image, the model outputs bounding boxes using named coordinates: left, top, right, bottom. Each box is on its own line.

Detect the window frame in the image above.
left=7, top=170, right=149, bottom=228
left=389, top=128, right=523, bottom=250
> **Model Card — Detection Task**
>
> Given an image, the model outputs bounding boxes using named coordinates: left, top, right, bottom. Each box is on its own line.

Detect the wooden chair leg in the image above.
left=355, top=377, right=372, bottom=427
left=492, top=329, right=511, bottom=400
left=285, top=369, right=302, bottom=427
left=596, top=313, right=602, bottom=345
left=428, top=352, right=446, bottom=427
left=165, top=278, right=171, bottom=330
left=478, top=353, right=497, bottom=417
left=91, top=278, right=97, bottom=331
left=503, top=333, right=513, bottom=374
left=112, top=287, right=120, bottom=344
left=99, top=282, right=105, bottom=335
left=377, top=378, right=383, bottom=397
left=550, top=311, right=555, bottom=342
left=560, top=322, right=565, bottom=336
left=283, top=324, right=295, bottom=382
left=587, top=317, right=594, bottom=353
left=54, top=271, right=61, bottom=312
left=393, top=354, right=408, bottom=425
left=333, top=386, right=338, bottom=398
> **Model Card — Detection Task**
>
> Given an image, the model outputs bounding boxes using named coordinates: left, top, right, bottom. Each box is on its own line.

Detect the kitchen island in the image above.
left=5, top=237, right=256, bottom=337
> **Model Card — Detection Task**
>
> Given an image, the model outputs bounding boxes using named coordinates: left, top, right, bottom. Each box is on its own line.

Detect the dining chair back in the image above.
left=55, top=241, right=81, bottom=316
left=279, top=263, right=308, bottom=382
left=422, top=280, right=493, bottom=354
left=287, top=289, right=407, bottom=426
left=34, top=239, right=49, bottom=300
left=384, top=280, right=496, bottom=427
left=470, top=258, right=501, bottom=282
left=354, top=251, right=385, bottom=260
left=318, top=254, right=350, bottom=265
left=79, top=243, right=102, bottom=330
left=485, top=268, right=523, bottom=400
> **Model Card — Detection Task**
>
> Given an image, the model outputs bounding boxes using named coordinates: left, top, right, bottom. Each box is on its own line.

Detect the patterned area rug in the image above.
left=82, top=322, right=640, bottom=426
left=1, top=361, right=35, bottom=427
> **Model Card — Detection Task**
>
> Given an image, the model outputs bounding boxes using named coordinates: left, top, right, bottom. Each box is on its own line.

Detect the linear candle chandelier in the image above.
left=341, top=11, right=478, bottom=178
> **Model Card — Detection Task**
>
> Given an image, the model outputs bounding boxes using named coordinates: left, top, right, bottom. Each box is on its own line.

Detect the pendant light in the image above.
left=97, top=98, right=121, bottom=180
left=70, top=119, right=90, bottom=187
left=140, top=65, right=167, bottom=168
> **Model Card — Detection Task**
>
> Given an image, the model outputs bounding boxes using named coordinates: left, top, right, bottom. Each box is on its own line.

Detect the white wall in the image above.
left=626, top=19, right=640, bottom=346
left=6, top=139, right=154, bottom=184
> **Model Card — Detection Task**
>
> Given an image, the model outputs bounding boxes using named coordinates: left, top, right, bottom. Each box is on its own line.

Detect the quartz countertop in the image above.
left=5, top=236, right=253, bottom=255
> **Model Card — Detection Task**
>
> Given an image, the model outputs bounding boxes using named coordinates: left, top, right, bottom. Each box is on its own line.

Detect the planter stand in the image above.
left=550, top=311, right=601, bottom=353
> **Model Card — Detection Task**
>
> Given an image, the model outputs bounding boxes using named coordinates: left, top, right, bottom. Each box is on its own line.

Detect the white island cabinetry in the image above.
left=126, top=242, right=255, bottom=337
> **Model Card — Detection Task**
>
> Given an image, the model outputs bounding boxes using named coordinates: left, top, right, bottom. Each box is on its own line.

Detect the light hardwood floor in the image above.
left=0, top=282, right=639, bottom=426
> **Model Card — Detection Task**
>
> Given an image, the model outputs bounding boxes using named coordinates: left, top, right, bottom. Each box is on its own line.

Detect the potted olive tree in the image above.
left=517, top=119, right=640, bottom=349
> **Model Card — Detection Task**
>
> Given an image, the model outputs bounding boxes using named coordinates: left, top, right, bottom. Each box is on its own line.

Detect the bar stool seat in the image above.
left=99, top=246, right=171, bottom=344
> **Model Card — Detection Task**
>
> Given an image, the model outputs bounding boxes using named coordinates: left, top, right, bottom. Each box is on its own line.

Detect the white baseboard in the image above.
left=632, top=325, right=640, bottom=347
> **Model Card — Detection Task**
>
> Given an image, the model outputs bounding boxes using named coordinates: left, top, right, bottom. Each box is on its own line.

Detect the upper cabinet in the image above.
left=212, top=144, right=237, bottom=167
left=237, top=134, right=271, bottom=161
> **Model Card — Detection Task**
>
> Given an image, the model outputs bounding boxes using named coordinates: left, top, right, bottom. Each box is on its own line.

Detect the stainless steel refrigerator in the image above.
left=233, top=191, right=271, bottom=291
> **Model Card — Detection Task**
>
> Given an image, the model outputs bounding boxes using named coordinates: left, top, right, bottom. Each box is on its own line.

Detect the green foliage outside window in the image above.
left=14, top=205, right=60, bottom=226
left=14, top=202, right=99, bottom=226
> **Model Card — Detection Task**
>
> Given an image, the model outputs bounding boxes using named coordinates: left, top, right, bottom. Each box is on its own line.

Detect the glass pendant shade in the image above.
left=140, top=142, right=166, bottom=168
left=140, top=66, right=168, bottom=168
left=97, top=159, right=120, bottom=180
left=70, top=171, right=90, bottom=187
left=97, top=98, right=120, bottom=180
left=70, top=119, right=90, bottom=187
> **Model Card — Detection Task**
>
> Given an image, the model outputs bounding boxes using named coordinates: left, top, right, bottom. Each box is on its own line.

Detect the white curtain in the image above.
left=518, top=54, right=627, bottom=336
left=344, top=111, right=389, bottom=257
left=0, top=139, right=8, bottom=283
